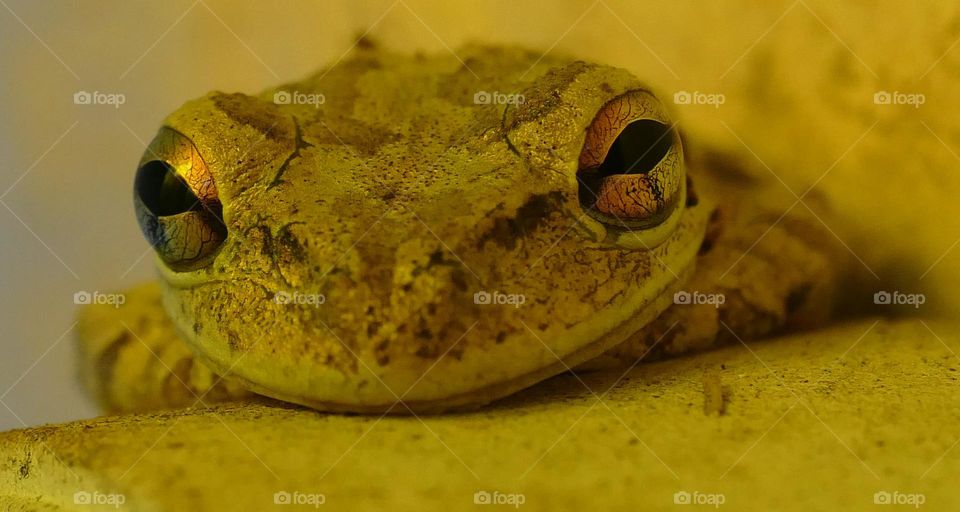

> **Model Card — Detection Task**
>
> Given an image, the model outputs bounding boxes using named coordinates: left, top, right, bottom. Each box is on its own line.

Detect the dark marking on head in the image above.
left=278, top=224, right=308, bottom=263
left=212, top=93, right=292, bottom=141
left=301, top=115, right=400, bottom=156
left=17, top=454, right=31, bottom=479
left=503, top=61, right=593, bottom=129
left=226, top=331, right=244, bottom=352
left=477, top=191, right=564, bottom=250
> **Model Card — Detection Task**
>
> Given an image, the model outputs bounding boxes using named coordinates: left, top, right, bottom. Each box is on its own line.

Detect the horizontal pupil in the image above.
left=577, top=120, right=674, bottom=211
left=600, top=120, right=673, bottom=177
left=135, top=161, right=200, bottom=216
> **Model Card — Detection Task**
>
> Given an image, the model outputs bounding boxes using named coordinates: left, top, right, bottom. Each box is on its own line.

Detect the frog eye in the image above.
left=133, top=127, right=226, bottom=271
left=577, top=90, right=685, bottom=248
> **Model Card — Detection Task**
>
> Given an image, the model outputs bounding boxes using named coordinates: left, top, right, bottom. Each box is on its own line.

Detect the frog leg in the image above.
left=76, top=282, right=254, bottom=414
left=585, top=151, right=856, bottom=368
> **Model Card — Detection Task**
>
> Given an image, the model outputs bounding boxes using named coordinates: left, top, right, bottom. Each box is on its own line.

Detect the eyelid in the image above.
left=139, top=127, right=219, bottom=205
left=578, top=89, right=672, bottom=170
left=591, top=149, right=682, bottom=225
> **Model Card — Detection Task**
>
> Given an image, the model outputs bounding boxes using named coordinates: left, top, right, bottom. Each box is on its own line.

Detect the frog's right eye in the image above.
left=133, top=128, right=226, bottom=271
left=576, top=90, right=685, bottom=249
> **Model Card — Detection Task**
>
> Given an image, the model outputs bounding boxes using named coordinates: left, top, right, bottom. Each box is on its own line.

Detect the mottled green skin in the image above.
left=146, top=45, right=706, bottom=411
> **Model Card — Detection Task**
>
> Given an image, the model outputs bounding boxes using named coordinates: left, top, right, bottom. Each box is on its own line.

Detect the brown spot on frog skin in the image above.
left=477, top=192, right=565, bottom=250
left=504, top=61, right=594, bottom=129
left=226, top=331, right=245, bottom=352
left=212, top=93, right=293, bottom=141
left=17, top=453, right=31, bottom=479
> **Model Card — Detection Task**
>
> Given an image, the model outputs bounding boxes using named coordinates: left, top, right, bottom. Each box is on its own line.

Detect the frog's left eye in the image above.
left=577, top=90, right=685, bottom=248
left=133, top=127, right=226, bottom=271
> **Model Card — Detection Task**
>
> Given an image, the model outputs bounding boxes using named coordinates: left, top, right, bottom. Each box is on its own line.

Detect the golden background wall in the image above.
left=1, top=0, right=956, bottom=431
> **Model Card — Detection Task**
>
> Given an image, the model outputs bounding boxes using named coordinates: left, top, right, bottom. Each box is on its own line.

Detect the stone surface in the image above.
left=1, top=318, right=957, bottom=511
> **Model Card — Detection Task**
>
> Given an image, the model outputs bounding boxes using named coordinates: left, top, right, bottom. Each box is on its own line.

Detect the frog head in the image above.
left=132, top=46, right=708, bottom=412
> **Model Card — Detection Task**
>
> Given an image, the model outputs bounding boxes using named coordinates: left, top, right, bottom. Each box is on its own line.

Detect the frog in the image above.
left=76, top=43, right=843, bottom=415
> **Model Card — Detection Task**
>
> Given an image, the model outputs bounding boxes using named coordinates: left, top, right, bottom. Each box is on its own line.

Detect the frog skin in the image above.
left=76, top=44, right=840, bottom=415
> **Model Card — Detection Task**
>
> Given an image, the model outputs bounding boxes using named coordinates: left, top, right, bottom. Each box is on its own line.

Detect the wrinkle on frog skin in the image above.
left=268, top=117, right=314, bottom=189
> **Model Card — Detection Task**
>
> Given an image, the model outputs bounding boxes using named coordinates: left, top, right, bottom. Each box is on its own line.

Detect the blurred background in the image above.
left=1, top=0, right=957, bottom=431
